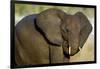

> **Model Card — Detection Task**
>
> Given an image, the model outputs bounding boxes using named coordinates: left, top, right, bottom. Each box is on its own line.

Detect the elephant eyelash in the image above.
left=61, top=25, right=69, bottom=33
left=63, top=28, right=69, bottom=33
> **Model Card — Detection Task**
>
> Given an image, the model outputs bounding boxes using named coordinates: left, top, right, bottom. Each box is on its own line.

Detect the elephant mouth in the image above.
left=62, top=41, right=81, bottom=56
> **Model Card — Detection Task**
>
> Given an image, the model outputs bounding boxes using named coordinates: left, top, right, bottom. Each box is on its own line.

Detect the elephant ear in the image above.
left=75, top=12, right=92, bottom=48
left=36, top=12, right=63, bottom=45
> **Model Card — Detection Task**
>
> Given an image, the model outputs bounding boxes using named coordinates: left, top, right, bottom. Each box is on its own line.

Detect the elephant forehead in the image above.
left=66, top=16, right=80, bottom=31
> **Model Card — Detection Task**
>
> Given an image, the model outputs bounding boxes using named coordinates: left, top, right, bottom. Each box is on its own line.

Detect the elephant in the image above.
left=15, top=8, right=92, bottom=65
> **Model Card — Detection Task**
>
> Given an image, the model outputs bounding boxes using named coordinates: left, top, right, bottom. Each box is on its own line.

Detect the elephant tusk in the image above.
left=79, top=47, right=82, bottom=51
left=69, top=46, right=71, bottom=55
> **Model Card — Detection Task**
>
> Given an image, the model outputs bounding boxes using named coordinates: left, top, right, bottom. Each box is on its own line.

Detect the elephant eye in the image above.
left=63, top=27, right=69, bottom=33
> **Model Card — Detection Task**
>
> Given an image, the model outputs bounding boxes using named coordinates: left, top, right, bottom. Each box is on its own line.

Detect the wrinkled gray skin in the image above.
left=15, top=8, right=92, bottom=65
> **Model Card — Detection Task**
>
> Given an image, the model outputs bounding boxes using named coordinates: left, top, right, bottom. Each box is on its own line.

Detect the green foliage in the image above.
left=15, top=4, right=94, bottom=18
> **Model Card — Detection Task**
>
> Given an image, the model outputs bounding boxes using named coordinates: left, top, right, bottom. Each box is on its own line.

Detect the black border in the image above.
left=11, top=1, right=97, bottom=68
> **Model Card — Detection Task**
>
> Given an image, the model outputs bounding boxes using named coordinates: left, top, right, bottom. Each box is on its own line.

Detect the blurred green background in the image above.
left=15, top=4, right=94, bottom=16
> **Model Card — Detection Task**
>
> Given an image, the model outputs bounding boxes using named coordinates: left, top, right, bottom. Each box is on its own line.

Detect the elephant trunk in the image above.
left=69, top=40, right=79, bottom=56
left=63, top=35, right=80, bottom=56
left=68, top=35, right=80, bottom=56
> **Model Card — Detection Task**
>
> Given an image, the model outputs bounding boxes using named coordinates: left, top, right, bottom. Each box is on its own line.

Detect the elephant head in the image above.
left=61, top=15, right=81, bottom=56
left=36, top=8, right=92, bottom=56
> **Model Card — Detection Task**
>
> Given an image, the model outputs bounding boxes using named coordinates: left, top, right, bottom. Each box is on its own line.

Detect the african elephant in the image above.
left=15, top=8, right=92, bottom=65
